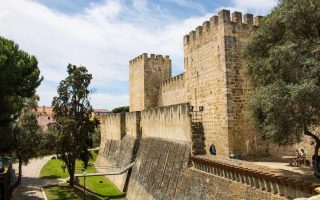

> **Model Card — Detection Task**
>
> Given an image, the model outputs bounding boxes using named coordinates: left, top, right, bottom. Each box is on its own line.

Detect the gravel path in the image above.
left=11, top=156, right=64, bottom=200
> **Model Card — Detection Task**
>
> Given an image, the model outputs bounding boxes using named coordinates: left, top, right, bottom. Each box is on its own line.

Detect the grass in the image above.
left=40, top=150, right=98, bottom=179
left=78, top=176, right=125, bottom=197
left=44, top=183, right=102, bottom=200
left=41, top=150, right=125, bottom=199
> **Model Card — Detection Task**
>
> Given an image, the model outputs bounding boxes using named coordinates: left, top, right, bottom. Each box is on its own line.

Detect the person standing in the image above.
left=209, top=144, right=216, bottom=155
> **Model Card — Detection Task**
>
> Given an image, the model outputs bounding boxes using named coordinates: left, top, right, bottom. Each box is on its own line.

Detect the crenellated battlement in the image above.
left=183, top=9, right=263, bottom=45
left=160, top=73, right=184, bottom=87
left=129, top=53, right=170, bottom=65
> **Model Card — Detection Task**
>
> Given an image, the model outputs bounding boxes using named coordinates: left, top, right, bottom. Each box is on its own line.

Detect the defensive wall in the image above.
left=127, top=9, right=314, bottom=159
left=96, top=9, right=319, bottom=200
left=95, top=112, right=139, bottom=191
left=158, top=73, right=186, bottom=107
left=128, top=9, right=271, bottom=158
left=96, top=103, right=315, bottom=199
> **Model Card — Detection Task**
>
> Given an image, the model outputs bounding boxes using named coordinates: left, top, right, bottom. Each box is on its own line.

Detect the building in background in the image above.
left=37, top=106, right=109, bottom=129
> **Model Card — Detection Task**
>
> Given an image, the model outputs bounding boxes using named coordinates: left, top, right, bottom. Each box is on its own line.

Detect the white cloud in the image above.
left=0, top=0, right=208, bottom=109
left=0, top=0, right=274, bottom=109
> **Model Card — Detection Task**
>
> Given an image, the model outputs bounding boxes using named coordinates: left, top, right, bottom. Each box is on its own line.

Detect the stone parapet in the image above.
left=190, top=156, right=319, bottom=199
left=183, top=9, right=262, bottom=47
left=129, top=53, right=170, bottom=65
left=158, top=73, right=186, bottom=107
left=160, top=73, right=184, bottom=86
left=141, top=103, right=192, bottom=142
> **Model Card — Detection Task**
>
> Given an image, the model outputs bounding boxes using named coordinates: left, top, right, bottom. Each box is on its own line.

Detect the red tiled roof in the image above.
left=37, top=106, right=53, bottom=116
left=37, top=106, right=109, bottom=116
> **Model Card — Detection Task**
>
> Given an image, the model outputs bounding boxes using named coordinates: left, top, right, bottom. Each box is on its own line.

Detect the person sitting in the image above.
left=295, top=149, right=301, bottom=166
left=299, top=149, right=306, bottom=166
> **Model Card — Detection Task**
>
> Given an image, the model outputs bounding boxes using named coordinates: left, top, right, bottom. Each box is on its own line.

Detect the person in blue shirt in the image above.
left=209, top=144, right=216, bottom=155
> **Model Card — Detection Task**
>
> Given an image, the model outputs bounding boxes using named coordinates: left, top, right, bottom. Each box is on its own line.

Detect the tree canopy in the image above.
left=12, top=95, right=44, bottom=184
left=0, top=36, right=42, bottom=152
left=111, top=106, right=129, bottom=113
left=52, top=64, right=98, bottom=186
left=243, top=0, right=320, bottom=155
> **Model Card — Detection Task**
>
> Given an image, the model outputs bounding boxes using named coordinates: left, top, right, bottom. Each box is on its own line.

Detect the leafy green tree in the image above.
left=12, top=95, right=43, bottom=185
left=243, top=0, right=320, bottom=164
left=111, top=106, right=129, bottom=113
left=0, top=36, right=42, bottom=152
left=52, top=64, right=98, bottom=186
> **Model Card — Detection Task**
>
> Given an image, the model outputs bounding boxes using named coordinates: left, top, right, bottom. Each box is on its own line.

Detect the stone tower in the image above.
left=129, top=53, right=171, bottom=112
left=183, top=10, right=264, bottom=156
left=128, top=10, right=269, bottom=157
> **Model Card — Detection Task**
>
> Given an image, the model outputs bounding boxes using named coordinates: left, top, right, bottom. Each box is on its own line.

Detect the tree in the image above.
left=111, top=106, right=129, bottom=113
left=243, top=0, right=320, bottom=166
left=12, top=95, right=43, bottom=185
left=52, top=64, right=98, bottom=186
left=0, top=36, right=42, bottom=152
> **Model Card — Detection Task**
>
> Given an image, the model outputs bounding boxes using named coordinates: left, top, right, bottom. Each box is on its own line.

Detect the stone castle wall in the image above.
left=183, top=10, right=231, bottom=156
left=96, top=104, right=293, bottom=200
left=175, top=169, right=286, bottom=200
left=140, top=103, right=192, bottom=142
left=126, top=104, right=192, bottom=199
left=95, top=112, right=138, bottom=191
left=158, top=73, right=186, bottom=107
left=96, top=104, right=304, bottom=200
left=182, top=10, right=264, bottom=157
left=222, top=11, right=268, bottom=156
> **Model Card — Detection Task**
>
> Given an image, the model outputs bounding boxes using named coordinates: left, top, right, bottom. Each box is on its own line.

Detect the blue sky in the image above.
left=0, top=0, right=277, bottom=110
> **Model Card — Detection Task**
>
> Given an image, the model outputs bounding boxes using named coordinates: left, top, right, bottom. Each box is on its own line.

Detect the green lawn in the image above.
left=41, top=150, right=125, bottom=199
left=44, top=183, right=101, bottom=200
left=40, top=150, right=98, bottom=179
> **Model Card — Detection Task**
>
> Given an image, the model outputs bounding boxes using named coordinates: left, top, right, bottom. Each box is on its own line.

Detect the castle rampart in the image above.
left=96, top=104, right=291, bottom=200
left=158, top=73, right=186, bottom=107
left=140, top=103, right=191, bottom=142
left=127, top=10, right=267, bottom=157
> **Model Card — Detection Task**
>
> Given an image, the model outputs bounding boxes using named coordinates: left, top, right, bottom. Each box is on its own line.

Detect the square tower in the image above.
left=183, top=10, right=263, bottom=157
left=129, top=53, right=171, bottom=112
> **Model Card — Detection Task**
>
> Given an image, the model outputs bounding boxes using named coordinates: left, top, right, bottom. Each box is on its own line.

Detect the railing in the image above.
left=191, top=156, right=320, bottom=199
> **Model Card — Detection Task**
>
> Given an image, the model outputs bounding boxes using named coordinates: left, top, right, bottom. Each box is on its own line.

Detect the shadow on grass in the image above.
left=76, top=184, right=126, bottom=199
left=41, top=175, right=62, bottom=179
left=74, top=185, right=126, bottom=200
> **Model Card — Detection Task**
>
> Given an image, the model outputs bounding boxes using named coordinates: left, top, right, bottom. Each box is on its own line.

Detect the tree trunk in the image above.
left=68, top=159, right=76, bottom=186
left=17, top=159, right=23, bottom=186
left=314, top=143, right=320, bottom=172
left=304, top=128, right=320, bottom=172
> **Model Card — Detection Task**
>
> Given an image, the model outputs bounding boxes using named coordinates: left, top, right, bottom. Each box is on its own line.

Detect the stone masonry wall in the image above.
left=126, top=103, right=192, bottom=199
left=95, top=112, right=140, bottom=191
left=183, top=10, right=268, bottom=157
left=140, top=103, right=192, bottom=142
left=129, top=53, right=171, bottom=112
left=175, top=169, right=287, bottom=200
left=158, top=73, right=186, bottom=107
left=222, top=11, right=269, bottom=156
left=126, top=138, right=191, bottom=200
left=129, top=54, right=144, bottom=112
left=183, top=10, right=233, bottom=157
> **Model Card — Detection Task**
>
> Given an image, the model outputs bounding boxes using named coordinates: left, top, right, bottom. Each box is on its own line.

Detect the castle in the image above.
left=96, top=9, right=315, bottom=199
left=129, top=9, right=264, bottom=157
